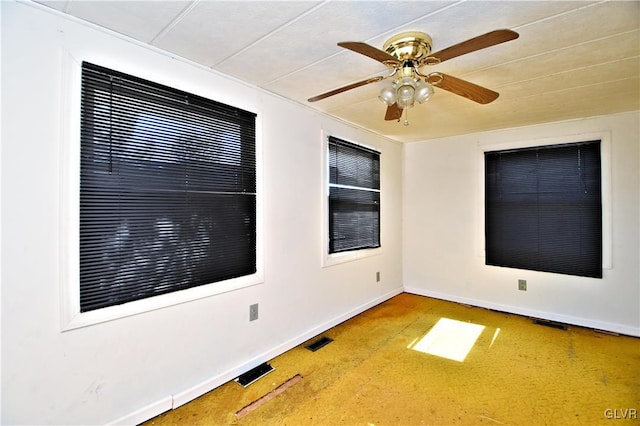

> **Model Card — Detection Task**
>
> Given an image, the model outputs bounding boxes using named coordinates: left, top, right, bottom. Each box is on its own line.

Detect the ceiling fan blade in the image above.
left=338, top=41, right=400, bottom=65
left=432, top=73, right=499, bottom=104
left=308, top=76, right=384, bottom=102
left=384, top=103, right=403, bottom=121
left=428, top=29, right=519, bottom=63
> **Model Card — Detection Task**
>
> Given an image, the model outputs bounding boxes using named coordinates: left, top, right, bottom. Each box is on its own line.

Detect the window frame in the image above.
left=321, top=131, right=382, bottom=267
left=476, top=132, right=612, bottom=274
left=60, top=55, right=264, bottom=331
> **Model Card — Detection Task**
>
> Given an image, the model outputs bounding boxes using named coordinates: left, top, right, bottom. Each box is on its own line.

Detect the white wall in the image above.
left=403, top=111, right=640, bottom=336
left=0, top=2, right=403, bottom=424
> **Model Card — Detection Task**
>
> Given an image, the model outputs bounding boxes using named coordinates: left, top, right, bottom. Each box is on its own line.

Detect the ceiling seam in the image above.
left=499, top=75, right=640, bottom=102
left=457, top=28, right=640, bottom=79
left=361, top=0, right=467, bottom=44
left=150, top=0, right=201, bottom=45
left=510, top=0, right=608, bottom=31
left=494, top=55, right=640, bottom=90
left=261, top=0, right=467, bottom=87
left=212, top=1, right=331, bottom=68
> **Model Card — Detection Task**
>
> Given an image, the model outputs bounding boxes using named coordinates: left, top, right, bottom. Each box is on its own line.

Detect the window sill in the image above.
left=62, top=273, right=264, bottom=331
left=322, top=247, right=382, bottom=268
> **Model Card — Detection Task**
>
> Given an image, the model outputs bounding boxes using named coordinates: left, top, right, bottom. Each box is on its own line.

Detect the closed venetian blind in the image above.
left=328, top=136, right=380, bottom=253
left=80, top=62, right=257, bottom=312
left=485, top=141, right=602, bottom=278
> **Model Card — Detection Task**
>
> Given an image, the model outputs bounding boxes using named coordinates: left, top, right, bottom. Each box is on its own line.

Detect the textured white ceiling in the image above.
left=36, top=0, right=640, bottom=142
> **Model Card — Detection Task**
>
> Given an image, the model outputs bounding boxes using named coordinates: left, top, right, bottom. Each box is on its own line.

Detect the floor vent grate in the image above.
left=306, top=336, right=333, bottom=352
left=533, top=319, right=568, bottom=330
left=235, top=362, right=274, bottom=387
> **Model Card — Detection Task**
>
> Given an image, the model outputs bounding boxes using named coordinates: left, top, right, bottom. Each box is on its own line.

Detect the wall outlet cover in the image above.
left=249, top=303, right=259, bottom=321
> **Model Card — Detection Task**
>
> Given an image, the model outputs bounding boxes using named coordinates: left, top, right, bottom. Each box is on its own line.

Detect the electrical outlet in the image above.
left=518, top=279, right=527, bottom=291
left=249, top=303, right=259, bottom=321
left=376, top=271, right=381, bottom=282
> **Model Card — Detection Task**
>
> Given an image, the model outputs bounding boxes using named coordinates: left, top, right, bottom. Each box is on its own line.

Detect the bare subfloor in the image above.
left=146, top=293, right=640, bottom=425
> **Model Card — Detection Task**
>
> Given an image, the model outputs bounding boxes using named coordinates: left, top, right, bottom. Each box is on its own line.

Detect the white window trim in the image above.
left=59, top=52, right=264, bottom=331
left=320, top=130, right=382, bottom=267
left=476, top=132, right=612, bottom=271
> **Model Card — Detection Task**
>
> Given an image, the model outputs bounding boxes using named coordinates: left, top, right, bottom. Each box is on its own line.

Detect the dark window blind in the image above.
left=80, top=62, right=257, bottom=312
left=485, top=141, right=602, bottom=278
left=328, top=136, right=380, bottom=254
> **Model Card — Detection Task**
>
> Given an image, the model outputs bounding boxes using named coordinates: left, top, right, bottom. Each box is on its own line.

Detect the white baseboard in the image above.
left=404, top=287, right=640, bottom=337
left=109, top=284, right=640, bottom=426
left=171, top=286, right=403, bottom=408
left=107, top=287, right=401, bottom=425
left=108, top=396, right=172, bottom=426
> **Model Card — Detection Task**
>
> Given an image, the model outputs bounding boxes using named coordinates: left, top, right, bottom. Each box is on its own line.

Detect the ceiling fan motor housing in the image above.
left=383, top=31, right=433, bottom=61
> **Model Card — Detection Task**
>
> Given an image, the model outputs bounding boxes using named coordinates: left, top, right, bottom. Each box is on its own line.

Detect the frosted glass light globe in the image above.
left=378, top=86, right=397, bottom=106
left=415, top=80, right=434, bottom=103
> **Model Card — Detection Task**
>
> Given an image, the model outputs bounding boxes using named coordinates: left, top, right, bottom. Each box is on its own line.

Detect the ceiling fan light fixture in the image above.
left=397, top=97, right=415, bottom=109
left=308, top=29, right=520, bottom=125
left=415, top=79, right=434, bottom=103
left=378, top=85, right=397, bottom=106
left=396, top=76, right=416, bottom=108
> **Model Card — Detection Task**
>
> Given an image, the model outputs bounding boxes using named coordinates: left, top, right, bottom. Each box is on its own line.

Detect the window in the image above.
left=485, top=140, right=602, bottom=278
left=79, top=62, right=257, bottom=312
left=328, top=136, right=380, bottom=254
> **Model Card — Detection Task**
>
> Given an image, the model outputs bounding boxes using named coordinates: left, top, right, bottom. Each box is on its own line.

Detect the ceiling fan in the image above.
left=308, top=29, right=519, bottom=124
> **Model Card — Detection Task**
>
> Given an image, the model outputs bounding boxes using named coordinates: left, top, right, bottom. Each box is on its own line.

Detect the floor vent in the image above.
left=306, top=336, right=333, bottom=352
left=235, top=362, right=274, bottom=387
left=533, top=319, right=568, bottom=330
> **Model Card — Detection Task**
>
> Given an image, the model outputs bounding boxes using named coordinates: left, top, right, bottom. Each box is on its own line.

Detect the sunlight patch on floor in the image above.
left=408, top=318, right=486, bottom=362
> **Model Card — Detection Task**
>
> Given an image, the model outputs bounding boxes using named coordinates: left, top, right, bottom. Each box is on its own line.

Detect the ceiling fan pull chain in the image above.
left=403, top=108, right=410, bottom=126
